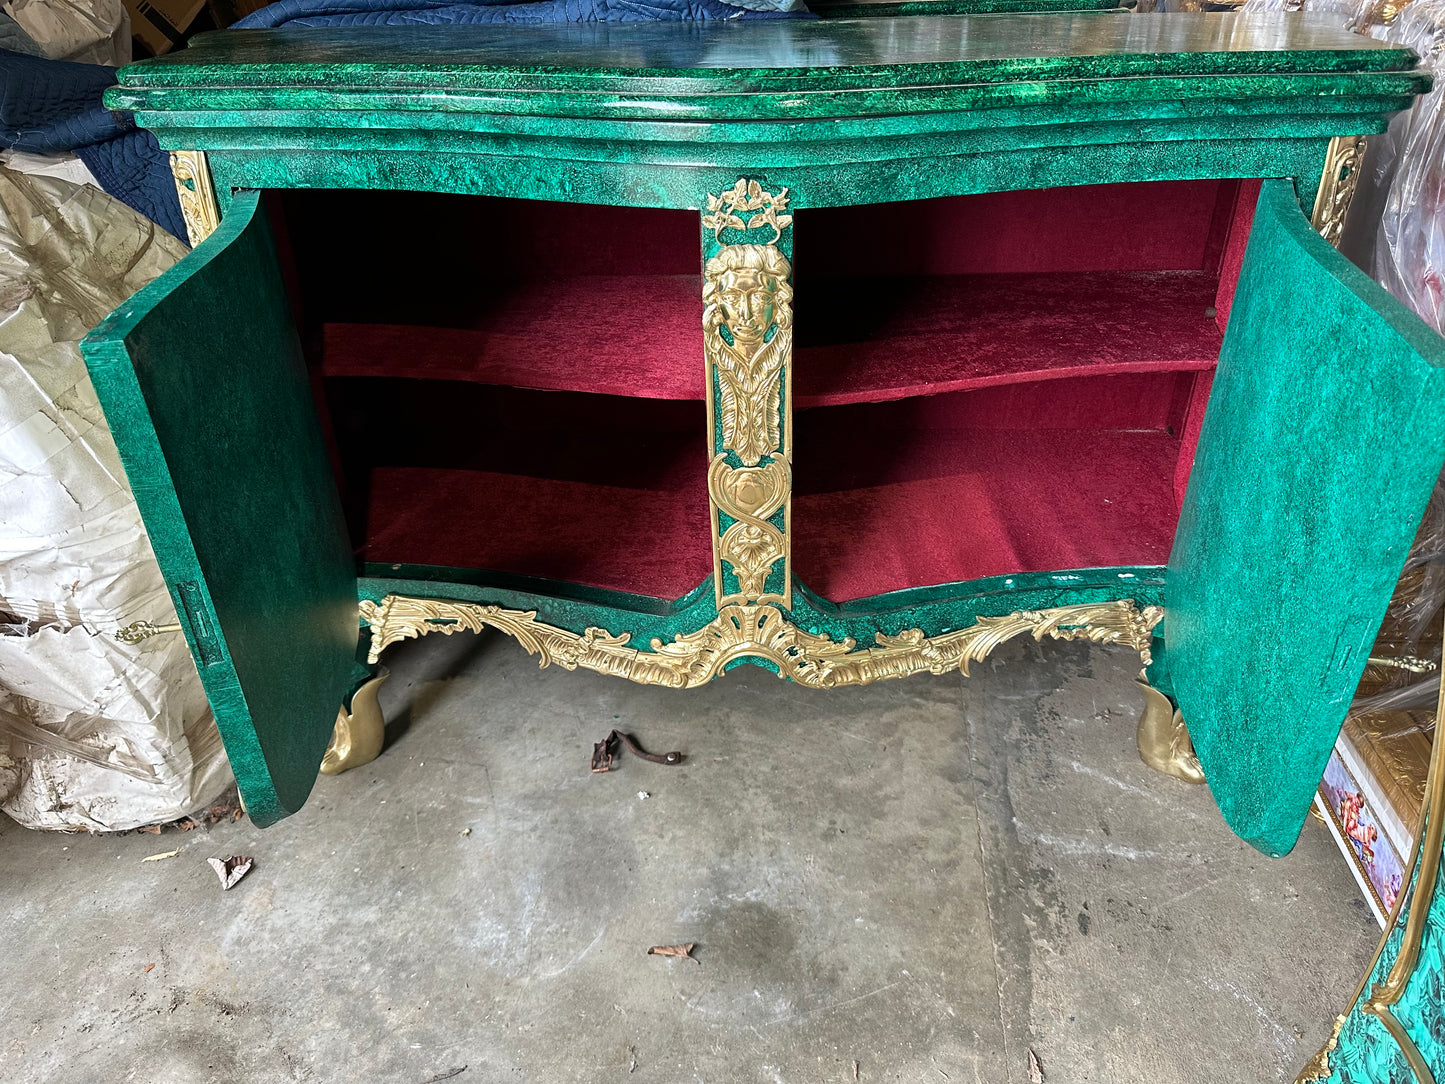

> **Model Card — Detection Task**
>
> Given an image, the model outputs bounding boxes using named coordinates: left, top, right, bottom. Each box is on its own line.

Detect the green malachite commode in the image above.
left=78, top=12, right=1445, bottom=1079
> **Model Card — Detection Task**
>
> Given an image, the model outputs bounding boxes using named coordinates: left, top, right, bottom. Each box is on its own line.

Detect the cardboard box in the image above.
left=125, top=0, right=207, bottom=56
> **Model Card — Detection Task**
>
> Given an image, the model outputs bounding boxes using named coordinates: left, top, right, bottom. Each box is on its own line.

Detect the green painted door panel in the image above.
left=81, top=190, right=357, bottom=827
left=1168, top=179, right=1445, bottom=857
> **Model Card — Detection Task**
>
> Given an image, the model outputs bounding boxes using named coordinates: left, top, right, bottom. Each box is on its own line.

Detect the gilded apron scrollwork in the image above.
left=360, top=595, right=1164, bottom=693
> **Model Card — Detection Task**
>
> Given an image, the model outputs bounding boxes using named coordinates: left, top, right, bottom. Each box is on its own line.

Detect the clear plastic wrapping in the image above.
left=1336, top=478, right=1445, bottom=844
left=1239, top=0, right=1381, bottom=29
left=1372, top=0, right=1445, bottom=333
left=0, top=165, right=233, bottom=830
left=1352, top=479, right=1445, bottom=710
left=1236, top=0, right=1440, bottom=286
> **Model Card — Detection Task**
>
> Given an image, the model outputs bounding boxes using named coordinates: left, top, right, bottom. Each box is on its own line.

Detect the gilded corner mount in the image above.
left=1311, top=134, right=1367, bottom=248
left=359, top=594, right=1162, bottom=692
left=170, top=149, right=220, bottom=247
left=1136, top=681, right=1206, bottom=784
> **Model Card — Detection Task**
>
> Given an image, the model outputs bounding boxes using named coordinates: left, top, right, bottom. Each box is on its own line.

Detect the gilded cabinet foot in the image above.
left=320, top=671, right=388, bottom=775
left=1136, top=680, right=1206, bottom=784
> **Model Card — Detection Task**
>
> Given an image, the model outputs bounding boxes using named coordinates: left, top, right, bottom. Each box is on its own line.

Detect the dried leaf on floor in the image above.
left=142, top=963, right=155, bottom=973
left=853, top=1059, right=860, bottom=1080
left=646, top=942, right=698, bottom=963
left=208, top=855, right=254, bottom=890
left=1027, top=1049, right=1044, bottom=1084
left=419, top=1067, right=467, bottom=1083
left=137, top=824, right=162, bottom=835
left=142, top=849, right=180, bottom=862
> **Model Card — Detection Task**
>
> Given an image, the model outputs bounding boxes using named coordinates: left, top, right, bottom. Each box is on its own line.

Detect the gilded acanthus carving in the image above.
left=360, top=595, right=699, bottom=686
left=703, top=178, right=793, bottom=243
left=170, top=149, right=221, bottom=246
left=718, top=522, right=786, bottom=599
left=806, top=600, right=1164, bottom=687
left=1310, top=134, right=1367, bottom=248
left=361, top=595, right=1163, bottom=692
left=710, top=456, right=790, bottom=600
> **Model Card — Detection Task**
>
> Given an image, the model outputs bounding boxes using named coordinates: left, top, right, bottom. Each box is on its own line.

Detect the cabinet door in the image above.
left=1169, top=180, right=1445, bottom=856
left=82, top=190, right=357, bottom=827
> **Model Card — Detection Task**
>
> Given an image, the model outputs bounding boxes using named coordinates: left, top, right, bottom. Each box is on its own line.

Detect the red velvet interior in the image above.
left=365, top=465, right=713, bottom=597
left=326, top=382, right=714, bottom=596
left=793, top=379, right=1184, bottom=600
left=282, top=181, right=1259, bottom=601
left=326, top=269, right=1221, bottom=406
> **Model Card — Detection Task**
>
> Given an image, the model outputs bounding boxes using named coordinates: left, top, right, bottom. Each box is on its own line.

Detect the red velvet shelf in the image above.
left=793, top=270, right=1221, bottom=406
left=321, top=269, right=1223, bottom=407
left=355, top=412, right=1181, bottom=604
left=361, top=463, right=714, bottom=599
left=794, top=426, right=1181, bottom=601
left=356, top=421, right=1179, bottom=603
left=323, top=275, right=706, bottom=400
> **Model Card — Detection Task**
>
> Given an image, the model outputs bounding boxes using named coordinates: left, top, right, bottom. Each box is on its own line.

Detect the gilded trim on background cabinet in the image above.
left=703, top=179, right=796, bottom=610
left=1297, top=611, right=1445, bottom=1083
left=1361, top=0, right=1414, bottom=27
left=1311, top=135, right=1367, bottom=248
left=170, top=150, right=220, bottom=246
left=1358, top=717, right=1445, bottom=1084
left=1298, top=1015, right=1349, bottom=1083
left=360, top=594, right=1162, bottom=690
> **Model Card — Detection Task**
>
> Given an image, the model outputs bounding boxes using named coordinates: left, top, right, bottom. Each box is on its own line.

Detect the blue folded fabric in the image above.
left=0, top=49, right=127, bottom=153
left=76, top=131, right=187, bottom=240
left=0, top=48, right=186, bottom=240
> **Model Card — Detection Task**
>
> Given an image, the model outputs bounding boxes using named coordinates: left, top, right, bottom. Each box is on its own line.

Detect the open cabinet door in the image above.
left=1169, top=180, right=1445, bottom=856
left=82, top=190, right=358, bottom=827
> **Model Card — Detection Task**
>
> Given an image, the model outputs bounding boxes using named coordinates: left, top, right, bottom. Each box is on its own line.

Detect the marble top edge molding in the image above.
left=115, top=13, right=1420, bottom=89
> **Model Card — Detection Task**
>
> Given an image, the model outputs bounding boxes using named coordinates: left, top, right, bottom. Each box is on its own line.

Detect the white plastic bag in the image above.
left=0, top=166, right=233, bottom=830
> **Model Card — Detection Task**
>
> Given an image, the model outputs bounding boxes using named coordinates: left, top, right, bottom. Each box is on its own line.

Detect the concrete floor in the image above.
left=1, top=632, right=1381, bottom=1084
